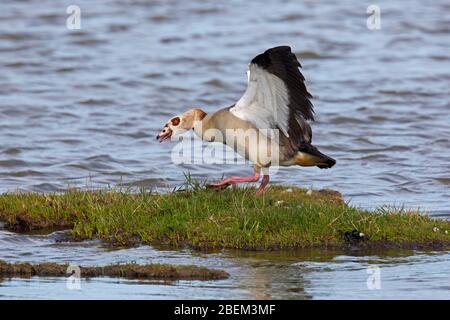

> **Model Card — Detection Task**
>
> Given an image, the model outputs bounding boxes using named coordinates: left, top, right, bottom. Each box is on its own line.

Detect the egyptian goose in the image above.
left=157, top=46, right=336, bottom=195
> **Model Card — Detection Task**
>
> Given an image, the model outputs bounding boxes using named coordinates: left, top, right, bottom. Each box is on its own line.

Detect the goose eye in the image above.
left=171, top=117, right=181, bottom=126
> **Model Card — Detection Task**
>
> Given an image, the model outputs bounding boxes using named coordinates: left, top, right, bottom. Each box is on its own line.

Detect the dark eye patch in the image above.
left=171, top=117, right=180, bottom=126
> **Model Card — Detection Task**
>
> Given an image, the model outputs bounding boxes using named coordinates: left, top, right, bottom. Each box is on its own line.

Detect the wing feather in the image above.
left=230, top=46, right=314, bottom=149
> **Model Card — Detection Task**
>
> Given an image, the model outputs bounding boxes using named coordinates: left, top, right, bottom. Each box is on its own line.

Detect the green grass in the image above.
left=0, top=180, right=449, bottom=250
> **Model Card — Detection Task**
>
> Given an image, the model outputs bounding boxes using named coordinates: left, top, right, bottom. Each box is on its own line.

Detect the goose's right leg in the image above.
left=208, top=166, right=261, bottom=187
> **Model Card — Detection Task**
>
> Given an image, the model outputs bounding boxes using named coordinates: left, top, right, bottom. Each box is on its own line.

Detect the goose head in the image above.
left=157, top=108, right=207, bottom=143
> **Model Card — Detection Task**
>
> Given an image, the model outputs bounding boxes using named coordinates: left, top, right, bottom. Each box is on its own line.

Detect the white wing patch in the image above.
left=230, top=64, right=290, bottom=137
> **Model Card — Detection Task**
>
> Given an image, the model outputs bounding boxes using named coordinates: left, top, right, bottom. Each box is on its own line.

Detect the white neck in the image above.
left=193, top=119, right=204, bottom=139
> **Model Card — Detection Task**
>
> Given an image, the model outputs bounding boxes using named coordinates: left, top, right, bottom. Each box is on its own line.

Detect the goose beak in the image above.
left=157, top=128, right=172, bottom=143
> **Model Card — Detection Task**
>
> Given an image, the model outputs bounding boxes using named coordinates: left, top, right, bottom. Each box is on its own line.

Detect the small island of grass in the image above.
left=0, top=181, right=449, bottom=250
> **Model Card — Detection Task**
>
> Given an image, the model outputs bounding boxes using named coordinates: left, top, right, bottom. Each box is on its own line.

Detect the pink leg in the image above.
left=255, top=175, right=270, bottom=196
left=209, top=169, right=260, bottom=186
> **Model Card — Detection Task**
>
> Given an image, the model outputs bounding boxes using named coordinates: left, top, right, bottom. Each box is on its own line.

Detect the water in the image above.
left=1, top=229, right=450, bottom=299
left=0, top=0, right=449, bottom=299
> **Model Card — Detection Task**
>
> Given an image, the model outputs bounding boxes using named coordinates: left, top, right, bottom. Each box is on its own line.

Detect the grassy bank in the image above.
left=0, top=260, right=229, bottom=280
left=0, top=182, right=449, bottom=250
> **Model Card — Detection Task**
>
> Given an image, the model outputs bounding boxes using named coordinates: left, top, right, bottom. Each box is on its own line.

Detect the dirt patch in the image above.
left=0, top=260, right=229, bottom=281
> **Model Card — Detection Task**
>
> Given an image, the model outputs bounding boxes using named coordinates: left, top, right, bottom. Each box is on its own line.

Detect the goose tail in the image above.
left=296, top=143, right=336, bottom=169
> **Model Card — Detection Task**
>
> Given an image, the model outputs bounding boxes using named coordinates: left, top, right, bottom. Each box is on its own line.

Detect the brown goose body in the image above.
left=194, top=106, right=332, bottom=169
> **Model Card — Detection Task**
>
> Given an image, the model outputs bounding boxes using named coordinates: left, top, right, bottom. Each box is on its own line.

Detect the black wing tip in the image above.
left=251, top=45, right=294, bottom=67
left=265, top=45, right=292, bottom=53
left=251, top=53, right=270, bottom=68
left=250, top=45, right=315, bottom=122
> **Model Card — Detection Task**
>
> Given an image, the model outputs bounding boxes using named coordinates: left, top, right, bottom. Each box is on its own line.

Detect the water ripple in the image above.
left=0, top=0, right=448, bottom=216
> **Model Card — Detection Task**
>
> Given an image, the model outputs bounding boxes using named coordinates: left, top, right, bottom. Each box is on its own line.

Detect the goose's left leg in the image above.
left=208, top=166, right=261, bottom=187
left=256, top=170, right=270, bottom=196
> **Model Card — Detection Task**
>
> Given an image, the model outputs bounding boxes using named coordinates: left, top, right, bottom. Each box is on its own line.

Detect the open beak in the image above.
left=156, top=128, right=172, bottom=143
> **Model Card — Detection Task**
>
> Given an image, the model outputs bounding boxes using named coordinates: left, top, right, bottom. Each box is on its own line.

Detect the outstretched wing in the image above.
left=230, top=46, right=314, bottom=147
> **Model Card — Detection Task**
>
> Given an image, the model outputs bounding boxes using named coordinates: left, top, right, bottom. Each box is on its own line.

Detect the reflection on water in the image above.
left=0, top=229, right=449, bottom=299
left=0, top=0, right=449, bottom=299
left=0, top=0, right=449, bottom=215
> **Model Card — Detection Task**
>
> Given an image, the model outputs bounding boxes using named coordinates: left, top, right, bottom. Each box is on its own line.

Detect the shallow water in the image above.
left=1, top=229, right=449, bottom=299
left=0, top=0, right=449, bottom=299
